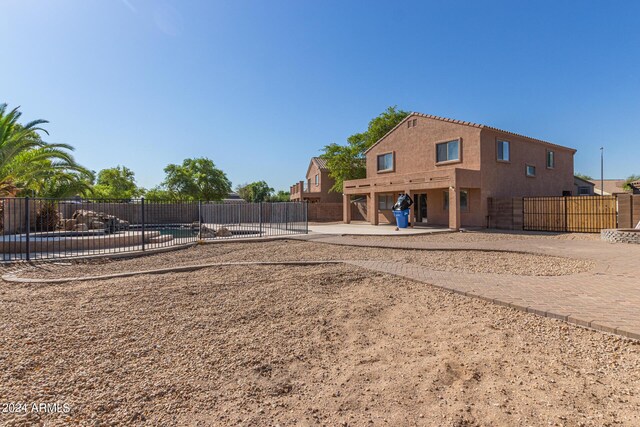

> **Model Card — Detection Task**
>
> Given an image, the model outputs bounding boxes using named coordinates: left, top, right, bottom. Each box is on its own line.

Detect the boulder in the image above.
left=90, top=221, right=105, bottom=230
left=216, top=227, right=232, bottom=238
left=71, top=209, right=129, bottom=233
left=72, top=223, right=89, bottom=232
left=59, top=219, right=78, bottom=231
left=198, top=224, right=216, bottom=239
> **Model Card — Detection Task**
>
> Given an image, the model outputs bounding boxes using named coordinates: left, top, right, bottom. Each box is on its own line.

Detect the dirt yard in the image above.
left=347, top=229, right=602, bottom=243
left=1, top=261, right=639, bottom=426
left=8, top=239, right=593, bottom=280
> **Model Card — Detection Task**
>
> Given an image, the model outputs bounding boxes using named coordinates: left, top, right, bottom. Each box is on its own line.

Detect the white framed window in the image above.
left=526, top=164, right=536, bottom=177
left=497, top=140, right=510, bottom=161
left=436, top=140, right=460, bottom=163
left=315, top=174, right=319, bottom=186
left=578, top=186, right=591, bottom=195
left=377, top=152, right=394, bottom=172
left=378, top=194, right=395, bottom=210
left=443, top=189, right=469, bottom=211
left=546, top=150, right=555, bottom=168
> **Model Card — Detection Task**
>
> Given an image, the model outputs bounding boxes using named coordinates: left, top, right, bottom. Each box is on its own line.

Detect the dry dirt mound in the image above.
left=1, top=264, right=638, bottom=426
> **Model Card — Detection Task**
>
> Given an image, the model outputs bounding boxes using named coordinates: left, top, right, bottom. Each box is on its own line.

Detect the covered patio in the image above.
left=342, top=168, right=483, bottom=230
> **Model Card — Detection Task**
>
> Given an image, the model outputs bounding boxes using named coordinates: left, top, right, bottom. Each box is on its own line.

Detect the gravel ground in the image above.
left=1, top=264, right=638, bottom=426
left=347, top=230, right=602, bottom=243
left=8, top=240, right=593, bottom=280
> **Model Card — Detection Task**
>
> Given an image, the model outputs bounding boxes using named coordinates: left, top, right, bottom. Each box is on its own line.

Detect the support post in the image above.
left=259, top=202, right=263, bottom=236
left=448, top=187, right=461, bottom=231
left=343, top=194, right=351, bottom=224
left=141, top=197, right=145, bottom=251
left=24, top=196, right=30, bottom=261
left=368, top=192, right=379, bottom=225
left=305, top=201, right=309, bottom=234
left=406, top=189, right=414, bottom=227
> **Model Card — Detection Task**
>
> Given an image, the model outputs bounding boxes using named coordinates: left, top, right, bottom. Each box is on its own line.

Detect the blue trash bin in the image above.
left=393, top=209, right=410, bottom=229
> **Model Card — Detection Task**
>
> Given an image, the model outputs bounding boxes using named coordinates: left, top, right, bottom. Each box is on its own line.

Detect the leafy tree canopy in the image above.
left=623, top=174, right=640, bottom=191
left=236, top=181, right=274, bottom=203
left=143, top=186, right=176, bottom=201
left=0, top=103, right=92, bottom=197
left=93, top=165, right=143, bottom=200
left=321, top=106, right=409, bottom=192
left=161, top=157, right=231, bottom=201
left=267, top=190, right=290, bottom=202
left=575, top=173, right=594, bottom=181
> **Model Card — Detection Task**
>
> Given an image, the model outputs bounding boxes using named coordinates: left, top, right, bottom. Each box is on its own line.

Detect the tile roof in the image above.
left=311, top=157, right=329, bottom=170
left=364, top=112, right=577, bottom=154
left=588, top=179, right=629, bottom=195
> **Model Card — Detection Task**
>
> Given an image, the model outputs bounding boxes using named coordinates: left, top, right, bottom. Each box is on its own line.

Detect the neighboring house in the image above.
left=222, top=192, right=246, bottom=203
left=342, top=112, right=576, bottom=229
left=589, top=179, right=630, bottom=196
left=290, top=157, right=342, bottom=203
left=574, top=176, right=595, bottom=196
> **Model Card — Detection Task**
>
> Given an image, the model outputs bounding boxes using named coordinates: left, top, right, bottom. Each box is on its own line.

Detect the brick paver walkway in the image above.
left=295, top=233, right=640, bottom=340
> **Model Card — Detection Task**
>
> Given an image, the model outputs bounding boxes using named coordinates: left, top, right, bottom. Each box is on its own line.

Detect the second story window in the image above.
left=436, top=140, right=460, bottom=163
left=526, top=165, right=536, bottom=177
left=497, top=140, right=510, bottom=161
left=377, top=152, right=394, bottom=172
left=315, top=174, right=319, bottom=186
left=547, top=150, right=555, bottom=168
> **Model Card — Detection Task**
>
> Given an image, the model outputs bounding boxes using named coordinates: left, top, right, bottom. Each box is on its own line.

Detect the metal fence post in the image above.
left=259, top=202, right=263, bottom=236
left=285, top=202, right=289, bottom=231
left=24, top=197, right=30, bottom=261
left=305, top=201, right=308, bottom=234
left=141, top=197, right=146, bottom=251
left=198, top=200, right=202, bottom=239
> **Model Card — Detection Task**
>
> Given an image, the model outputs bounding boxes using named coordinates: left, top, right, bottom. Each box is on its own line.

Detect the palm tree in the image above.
left=0, top=103, right=92, bottom=197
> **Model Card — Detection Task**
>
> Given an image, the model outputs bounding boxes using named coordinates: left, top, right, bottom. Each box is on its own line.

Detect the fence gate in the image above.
left=523, top=196, right=617, bottom=232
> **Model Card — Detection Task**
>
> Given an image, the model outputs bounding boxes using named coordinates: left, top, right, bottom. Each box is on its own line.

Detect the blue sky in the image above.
left=2, top=0, right=639, bottom=191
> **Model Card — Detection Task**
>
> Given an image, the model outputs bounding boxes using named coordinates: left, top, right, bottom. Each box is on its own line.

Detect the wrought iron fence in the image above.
left=0, top=198, right=308, bottom=262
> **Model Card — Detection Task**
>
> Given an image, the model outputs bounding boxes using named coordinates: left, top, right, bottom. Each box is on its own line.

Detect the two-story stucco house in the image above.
left=342, top=113, right=576, bottom=230
left=290, top=157, right=342, bottom=203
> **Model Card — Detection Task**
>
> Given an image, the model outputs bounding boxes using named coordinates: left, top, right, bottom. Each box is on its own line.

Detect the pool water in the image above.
left=158, top=227, right=197, bottom=238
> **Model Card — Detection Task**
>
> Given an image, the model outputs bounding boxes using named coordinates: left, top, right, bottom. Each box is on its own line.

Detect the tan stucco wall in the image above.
left=349, top=114, right=575, bottom=228
left=479, top=129, right=575, bottom=199
left=365, top=115, right=483, bottom=177
left=305, top=162, right=342, bottom=203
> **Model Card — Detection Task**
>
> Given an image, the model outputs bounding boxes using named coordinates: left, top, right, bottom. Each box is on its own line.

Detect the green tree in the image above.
left=143, top=186, right=176, bottom=201
left=93, top=166, right=143, bottom=199
left=236, top=181, right=274, bottom=202
left=161, top=157, right=231, bottom=201
left=623, top=174, right=640, bottom=192
left=321, top=106, right=409, bottom=192
left=575, top=173, right=593, bottom=181
left=0, top=103, right=93, bottom=197
left=267, top=190, right=290, bottom=202
left=30, top=169, right=94, bottom=198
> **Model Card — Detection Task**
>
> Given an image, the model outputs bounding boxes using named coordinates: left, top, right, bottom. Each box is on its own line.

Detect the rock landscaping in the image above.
left=601, top=228, right=640, bottom=244
left=65, top=209, right=131, bottom=233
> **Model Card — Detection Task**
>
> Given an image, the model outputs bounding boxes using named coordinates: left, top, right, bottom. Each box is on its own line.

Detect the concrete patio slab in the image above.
left=308, top=222, right=452, bottom=236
